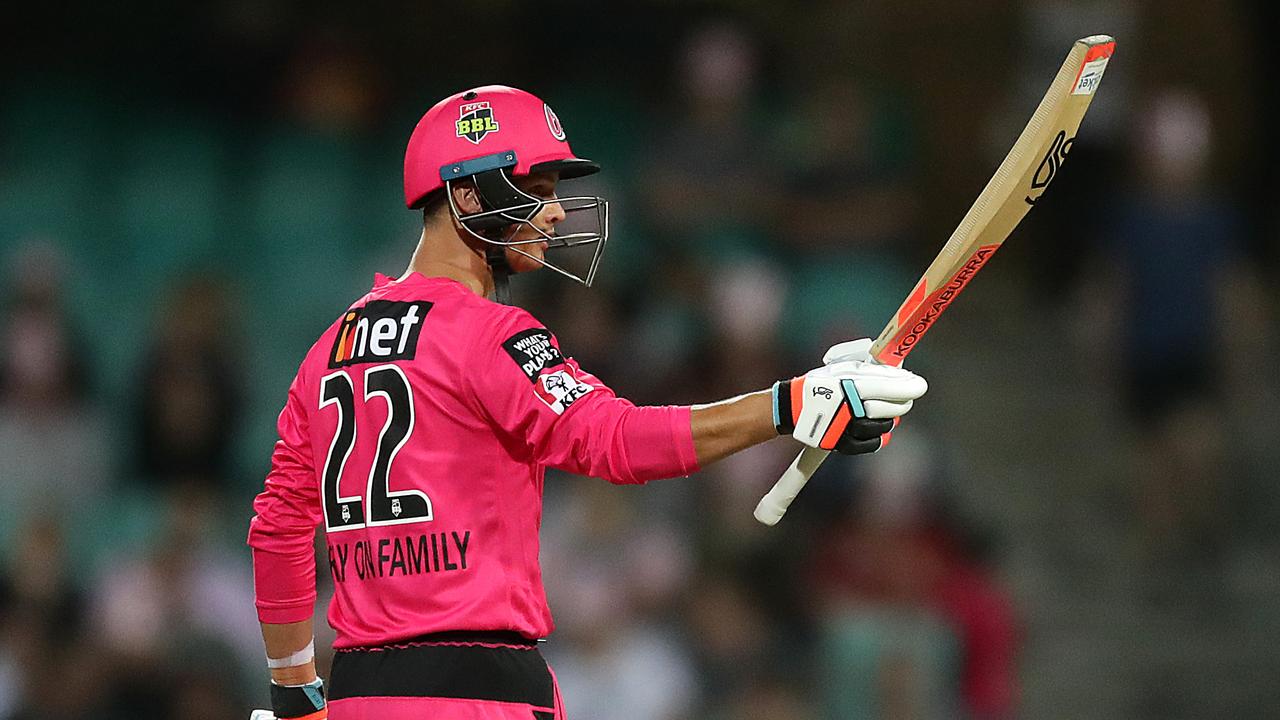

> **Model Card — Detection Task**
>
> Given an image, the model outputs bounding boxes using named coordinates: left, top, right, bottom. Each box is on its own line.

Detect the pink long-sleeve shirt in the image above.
left=247, top=273, right=699, bottom=648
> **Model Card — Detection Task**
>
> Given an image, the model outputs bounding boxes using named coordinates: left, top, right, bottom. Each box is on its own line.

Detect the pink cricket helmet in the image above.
left=401, top=85, right=609, bottom=299
left=403, top=85, right=599, bottom=209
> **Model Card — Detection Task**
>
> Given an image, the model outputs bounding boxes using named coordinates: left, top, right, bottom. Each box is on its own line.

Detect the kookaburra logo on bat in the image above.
left=1025, top=130, right=1073, bottom=206
left=812, top=386, right=834, bottom=399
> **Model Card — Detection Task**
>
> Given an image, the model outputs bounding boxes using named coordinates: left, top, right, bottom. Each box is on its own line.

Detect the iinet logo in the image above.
left=330, top=301, right=433, bottom=368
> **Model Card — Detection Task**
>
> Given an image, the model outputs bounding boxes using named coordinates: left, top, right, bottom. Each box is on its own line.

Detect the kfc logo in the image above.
left=534, top=369, right=592, bottom=415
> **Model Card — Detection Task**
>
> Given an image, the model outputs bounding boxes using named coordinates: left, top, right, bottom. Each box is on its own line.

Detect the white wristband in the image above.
left=266, top=639, right=315, bottom=669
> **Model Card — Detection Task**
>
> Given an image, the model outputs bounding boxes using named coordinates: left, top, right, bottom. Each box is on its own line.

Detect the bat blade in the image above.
left=754, top=34, right=1115, bottom=527
left=872, top=34, right=1115, bottom=366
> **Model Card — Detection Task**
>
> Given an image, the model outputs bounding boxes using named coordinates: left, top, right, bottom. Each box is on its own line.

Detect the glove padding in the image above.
left=773, top=340, right=926, bottom=454
left=251, top=678, right=327, bottom=720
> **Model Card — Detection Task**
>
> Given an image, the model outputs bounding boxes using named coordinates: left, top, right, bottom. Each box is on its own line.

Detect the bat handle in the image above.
left=753, top=446, right=831, bottom=525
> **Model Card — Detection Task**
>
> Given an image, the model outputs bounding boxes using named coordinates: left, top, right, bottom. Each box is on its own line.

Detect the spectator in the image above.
left=1096, top=89, right=1244, bottom=581
left=775, top=73, right=922, bottom=354
left=640, top=21, right=781, bottom=259
left=90, top=488, right=262, bottom=689
left=684, top=572, right=779, bottom=713
left=806, top=432, right=1018, bottom=718
left=541, top=481, right=698, bottom=720
left=132, top=274, right=244, bottom=497
left=0, top=241, right=109, bottom=543
left=0, top=517, right=90, bottom=718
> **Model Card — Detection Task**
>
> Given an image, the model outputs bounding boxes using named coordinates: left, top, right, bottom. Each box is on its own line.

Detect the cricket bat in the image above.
left=754, top=34, right=1116, bottom=526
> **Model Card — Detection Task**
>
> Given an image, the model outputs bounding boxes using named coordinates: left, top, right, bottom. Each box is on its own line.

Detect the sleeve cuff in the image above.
left=256, top=600, right=317, bottom=625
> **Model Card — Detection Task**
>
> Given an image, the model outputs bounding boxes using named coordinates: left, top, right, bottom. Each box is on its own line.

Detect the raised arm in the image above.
left=690, top=345, right=927, bottom=466
left=475, top=311, right=927, bottom=482
left=689, top=390, right=776, bottom=465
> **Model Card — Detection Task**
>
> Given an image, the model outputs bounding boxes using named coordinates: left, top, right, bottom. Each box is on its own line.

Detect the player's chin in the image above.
left=506, top=243, right=548, bottom=274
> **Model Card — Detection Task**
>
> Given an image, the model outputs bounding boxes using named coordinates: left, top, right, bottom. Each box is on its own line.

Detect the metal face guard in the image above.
left=447, top=173, right=610, bottom=287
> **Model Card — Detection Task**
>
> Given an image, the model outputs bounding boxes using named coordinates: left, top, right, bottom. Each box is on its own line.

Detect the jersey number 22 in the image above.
left=319, top=365, right=432, bottom=532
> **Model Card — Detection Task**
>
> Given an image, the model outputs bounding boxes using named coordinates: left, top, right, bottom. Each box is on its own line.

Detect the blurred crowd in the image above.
left=2, top=2, right=1277, bottom=718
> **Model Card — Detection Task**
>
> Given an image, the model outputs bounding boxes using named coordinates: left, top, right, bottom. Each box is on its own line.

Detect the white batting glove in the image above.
left=822, top=337, right=874, bottom=365
left=822, top=336, right=924, bottom=417
left=772, top=341, right=926, bottom=454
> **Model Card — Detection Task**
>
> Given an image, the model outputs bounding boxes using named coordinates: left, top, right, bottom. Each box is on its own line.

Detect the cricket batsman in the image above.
left=247, top=85, right=928, bottom=719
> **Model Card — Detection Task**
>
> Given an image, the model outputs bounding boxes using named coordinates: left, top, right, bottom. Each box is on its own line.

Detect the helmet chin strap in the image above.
left=485, top=246, right=513, bottom=305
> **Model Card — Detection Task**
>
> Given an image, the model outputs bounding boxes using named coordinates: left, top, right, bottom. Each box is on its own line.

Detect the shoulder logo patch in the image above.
left=500, top=328, right=591, bottom=413
left=330, top=301, right=432, bottom=368
left=501, top=329, right=564, bottom=382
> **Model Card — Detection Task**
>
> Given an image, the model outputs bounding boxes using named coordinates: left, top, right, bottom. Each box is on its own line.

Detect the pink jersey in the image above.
left=248, top=273, right=699, bottom=648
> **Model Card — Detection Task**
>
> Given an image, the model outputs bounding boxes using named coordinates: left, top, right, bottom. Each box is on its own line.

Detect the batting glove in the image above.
left=822, top=337, right=875, bottom=365
left=773, top=341, right=926, bottom=454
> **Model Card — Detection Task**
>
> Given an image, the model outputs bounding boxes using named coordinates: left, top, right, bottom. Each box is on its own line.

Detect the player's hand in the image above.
left=256, top=678, right=327, bottom=720
left=772, top=345, right=926, bottom=454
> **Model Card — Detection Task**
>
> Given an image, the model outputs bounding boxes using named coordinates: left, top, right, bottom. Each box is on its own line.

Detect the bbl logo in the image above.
left=456, top=101, right=500, bottom=144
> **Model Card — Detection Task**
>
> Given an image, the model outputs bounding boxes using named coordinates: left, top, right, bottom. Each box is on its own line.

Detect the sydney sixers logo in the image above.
left=544, top=104, right=566, bottom=141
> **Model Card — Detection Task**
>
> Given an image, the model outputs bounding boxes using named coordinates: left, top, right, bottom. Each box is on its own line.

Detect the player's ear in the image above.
left=450, top=181, right=483, bottom=215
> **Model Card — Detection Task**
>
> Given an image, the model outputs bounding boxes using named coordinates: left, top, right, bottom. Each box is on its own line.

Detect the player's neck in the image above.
left=403, top=226, right=494, bottom=298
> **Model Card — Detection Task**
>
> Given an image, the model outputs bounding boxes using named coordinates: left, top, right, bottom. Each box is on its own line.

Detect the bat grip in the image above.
left=753, top=446, right=831, bottom=525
